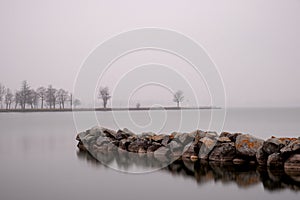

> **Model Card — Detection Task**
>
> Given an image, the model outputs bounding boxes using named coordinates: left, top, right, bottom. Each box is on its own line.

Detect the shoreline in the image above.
left=0, top=106, right=221, bottom=113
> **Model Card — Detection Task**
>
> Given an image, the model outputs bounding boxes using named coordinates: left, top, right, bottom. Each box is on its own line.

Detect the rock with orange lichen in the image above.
left=235, top=134, right=264, bottom=157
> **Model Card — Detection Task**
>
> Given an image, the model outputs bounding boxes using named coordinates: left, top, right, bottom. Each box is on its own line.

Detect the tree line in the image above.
left=0, top=81, right=185, bottom=110
left=0, top=81, right=81, bottom=110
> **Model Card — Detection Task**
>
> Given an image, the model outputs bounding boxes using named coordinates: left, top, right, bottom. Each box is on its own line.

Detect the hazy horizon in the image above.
left=1, top=0, right=299, bottom=108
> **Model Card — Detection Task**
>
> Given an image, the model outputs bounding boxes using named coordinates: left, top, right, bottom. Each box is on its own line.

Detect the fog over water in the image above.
left=0, top=0, right=300, bottom=107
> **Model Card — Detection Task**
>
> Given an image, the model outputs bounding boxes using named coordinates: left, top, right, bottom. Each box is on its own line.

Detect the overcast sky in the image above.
left=0, top=0, right=299, bottom=107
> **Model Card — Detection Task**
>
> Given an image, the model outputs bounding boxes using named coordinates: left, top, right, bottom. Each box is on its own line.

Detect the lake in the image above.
left=0, top=108, right=299, bottom=200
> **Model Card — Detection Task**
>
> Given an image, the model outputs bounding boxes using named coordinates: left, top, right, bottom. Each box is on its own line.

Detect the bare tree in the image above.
left=27, top=89, right=38, bottom=109
left=4, top=88, right=13, bottom=109
left=19, top=80, right=31, bottom=109
left=73, top=99, right=81, bottom=108
left=14, top=91, right=21, bottom=109
left=46, top=85, right=57, bottom=109
left=37, top=86, right=46, bottom=109
left=69, top=93, right=73, bottom=108
left=57, top=89, right=68, bottom=109
left=173, top=90, right=184, bottom=108
left=98, top=87, right=111, bottom=109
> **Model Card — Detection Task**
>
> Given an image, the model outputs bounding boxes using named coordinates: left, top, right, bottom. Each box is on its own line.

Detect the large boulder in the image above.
left=198, top=137, right=217, bottom=159
left=115, top=128, right=134, bottom=140
left=182, top=143, right=199, bottom=159
left=96, top=136, right=111, bottom=146
left=235, top=134, right=264, bottom=157
left=175, top=133, right=190, bottom=144
left=263, top=137, right=296, bottom=155
left=280, top=139, right=300, bottom=155
left=256, top=146, right=268, bottom=165
left=169, top=140, right=183, bottom=156
left=161, top=135, right=170, bottom=146
left=209, top=142, right=236, bottom=162
left=267, top=153, right=284, bottom=168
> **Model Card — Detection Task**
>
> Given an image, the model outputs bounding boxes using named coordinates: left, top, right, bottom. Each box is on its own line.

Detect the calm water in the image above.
left=0, top=108, right=299, bottom=200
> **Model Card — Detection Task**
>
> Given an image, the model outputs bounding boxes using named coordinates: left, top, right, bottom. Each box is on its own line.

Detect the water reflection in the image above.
left=76, top=150, right=300, bottom=192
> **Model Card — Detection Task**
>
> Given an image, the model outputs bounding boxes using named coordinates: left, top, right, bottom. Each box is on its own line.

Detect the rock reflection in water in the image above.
left=76, top=150, right=300, bottom=192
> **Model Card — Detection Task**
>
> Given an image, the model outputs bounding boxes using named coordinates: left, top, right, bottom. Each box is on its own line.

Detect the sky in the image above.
left=0, top=0, right=299, bottom=107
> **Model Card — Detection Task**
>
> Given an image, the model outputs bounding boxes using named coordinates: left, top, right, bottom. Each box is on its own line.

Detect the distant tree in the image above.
left=27, top=89, right=39, bottom=109
left=136, top=102, right=141, bottom=109
left=98, top=87, right=111, bottom=109
left=0, top=83, right=5, bottom=109
left=46, top=85, right=57, bottom=109
left=37, top=86, right=46, bottom=109
left=73, top=99, right=81, bottom=108
left=69, top=93, right=73, bottom=108
left=4, top=88, right=13, bottom=109
left=173, top=90, right=184, bottom=108
left=14, top=91, right=21, bottom=109
left=19, top=80, right=31, bottom=109
left=57, top=89, right=68, bottom=109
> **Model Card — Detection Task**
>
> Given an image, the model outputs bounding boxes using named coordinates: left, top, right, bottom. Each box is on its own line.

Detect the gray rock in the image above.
left=267, top=153, right=284, bottom=168
left=76, top=131, right=88, bottom=141
left=235, top=134, right=264, bottom=157
left=115, top=128, right=134, bottom=140
left=92, top=143, right=108, bottom=152
left=96, top=136, right=111, bottom=146
left=176, top=133, right=190, bottom=144
left=161, top=135, right=170, bottom=146
left=209, top=142, right=236, bottom=162
left=169, top=140, right=183, bottom=152
left=263, top=137, right=295, bottom=155
left=107, top=142, right=118, bottom=152
left=198, top=137, right=217, bottom=159
left=256, top=146, right=268, bottom=165
left=182, top=143, right=198, bottom=158
left=88, top=126, right=103, bottom=137
left=81, top=134, right=97, bottom=144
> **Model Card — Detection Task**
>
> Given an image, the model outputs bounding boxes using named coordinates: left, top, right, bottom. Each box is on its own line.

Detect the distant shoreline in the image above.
left=0, top=106, right=221, bottom=113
